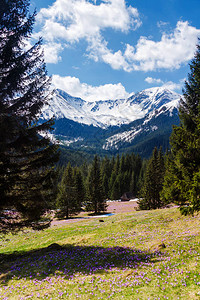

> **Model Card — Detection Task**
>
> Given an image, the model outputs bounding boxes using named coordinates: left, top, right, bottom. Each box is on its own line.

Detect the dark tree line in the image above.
left=54, top=42, right=200, bottom=219
left=138, top=147, right=165, bottom=210
left=139, top=42, right=200, bottom=215
left=56, top=153, right=145, bottom=217
left=2, top=0, right=200, bottom=230
left=56, top=42, right=200, bottom=219
left=161, top=42, right=200, bottom=215
left=0, top=0, right=59, bottom=230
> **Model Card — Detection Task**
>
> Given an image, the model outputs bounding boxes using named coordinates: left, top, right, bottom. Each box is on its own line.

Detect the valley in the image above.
left=41, top=87, right=180, bottom=157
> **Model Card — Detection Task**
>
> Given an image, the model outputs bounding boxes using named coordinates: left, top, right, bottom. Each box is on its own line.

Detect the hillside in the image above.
left=41, top=87, right=180, bottom=158
left=1, top=207, right=200, bottom=299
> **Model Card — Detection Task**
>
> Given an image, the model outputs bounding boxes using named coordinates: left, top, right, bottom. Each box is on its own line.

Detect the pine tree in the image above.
left=102, top=173, right=109, bottom=199
left=129, top=171, right=135, bottom=195
left=131, top=154, right=143, bottom=195
left=87, top=155, right=106, bottom=214
left=161, top=150, right=178, bottom=205
left=110, top=176, right=121, bottom=200
left=114, top=154, right=120, bottom=174
left=56, top=163, right=76, bottom=219
left=100, top=156, right=111, bottom=198
left=124, top=154, right=132, bottom=173
left=0, top=0, right=59, bottom=229
left=119, top=154, right=126, bottom=173
left=121, top=171, right=131, bottom=195
left=163, top=43, right=200, bottom=214
left=73, top=167, right=85, bottom=211
left=138, top=147, right=165, bottom=210
left=108, top=170, right=117, bottom=199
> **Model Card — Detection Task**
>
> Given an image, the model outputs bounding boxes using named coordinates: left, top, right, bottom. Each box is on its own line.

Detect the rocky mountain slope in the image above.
left=41, top=87, right=181, bottom=157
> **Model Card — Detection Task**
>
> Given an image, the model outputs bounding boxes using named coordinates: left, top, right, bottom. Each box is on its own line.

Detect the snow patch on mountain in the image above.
left=41, top=87, right=180, bottom=128
left=59, top=136, right=84, bottom=146
left=102, top=91, right=180, bottom=151
left=103, top=128, right=143, bottom=150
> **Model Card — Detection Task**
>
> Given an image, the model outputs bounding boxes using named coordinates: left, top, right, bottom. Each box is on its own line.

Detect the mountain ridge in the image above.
left=41, top=87, right=180, bottom=128
left=41, top=87, right=181, bottom=157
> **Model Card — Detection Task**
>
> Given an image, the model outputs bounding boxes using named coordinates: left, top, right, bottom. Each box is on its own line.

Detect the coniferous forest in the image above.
left=0, top=0, right=59, bottom=230
left=1, top=0, right=200, bottom=231
left=55, top=153, right=145, bottom=218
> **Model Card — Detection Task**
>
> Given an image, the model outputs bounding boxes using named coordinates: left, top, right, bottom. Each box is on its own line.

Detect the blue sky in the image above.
left=29, top=0, right=200, bottom=101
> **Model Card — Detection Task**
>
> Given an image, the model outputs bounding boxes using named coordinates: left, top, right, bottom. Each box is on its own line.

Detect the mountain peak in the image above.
left=41, top=87, right=180, bottom=128
left=40, top=86, right=180, bottom=157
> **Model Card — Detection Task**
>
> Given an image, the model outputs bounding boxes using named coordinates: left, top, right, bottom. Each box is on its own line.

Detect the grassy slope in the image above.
left=0, top=208, right=200, bottom=299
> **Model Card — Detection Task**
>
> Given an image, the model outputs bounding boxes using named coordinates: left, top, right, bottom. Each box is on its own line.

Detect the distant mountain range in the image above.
left=40, top=87, right=181, bottom=158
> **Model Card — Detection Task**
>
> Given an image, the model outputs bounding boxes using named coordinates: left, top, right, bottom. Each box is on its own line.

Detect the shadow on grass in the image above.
left=0, top=243, right=162, bottom=284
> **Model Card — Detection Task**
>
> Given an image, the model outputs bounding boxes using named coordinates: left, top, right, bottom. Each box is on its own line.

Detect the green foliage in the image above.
left=108, top=153, right=143, bottom=200
left=1, top=207, right=200, bottom=299
left=138, top=147, right=165, bottom=210
left=73, top=167, right=86, bottom=209
left=110, top=175, right=121, bottom=200
left=56, top=163, right=83, bottom=219
left=0, top=0, right=59, bottom=229
left=87, top=155, right=106, bottom=214
left=163, top=43, right=200, bottom=214
left=58, top=146, right=94, bottom=167
left=100, top=156, right=111, bottom=198
left=56, top=152, right=144, bottom=213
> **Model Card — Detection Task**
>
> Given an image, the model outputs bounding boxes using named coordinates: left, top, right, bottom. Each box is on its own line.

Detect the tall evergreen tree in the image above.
left=108, top=169, right=117, bottom=199
left=110, top=176, right=121, bottom=200
left=0, top=0, right=59, bottom=229
left=114, top=154, right=120, bottom=174
left=100, top=156, right=111, bottom=198
left=129, top=171, right=135, bottom=195
left=162, top=43, right=200, bottom=214
left=119, top=154, right=126, bottom=173
left=87, top=155, right=106, bottom=214
left=56, top=163, right=78, bottom=219
left=138, top=147, right=165, bottom=210
left=73, top=167, right=85, bottom=211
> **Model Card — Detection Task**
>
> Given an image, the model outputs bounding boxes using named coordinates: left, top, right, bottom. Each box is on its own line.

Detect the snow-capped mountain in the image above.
left=41, top=87, right=180, bottom=128
left=41, top=87, right=181, bottom=157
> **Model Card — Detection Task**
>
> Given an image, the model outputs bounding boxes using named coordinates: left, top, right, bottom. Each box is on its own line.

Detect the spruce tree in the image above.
left=0, top=0, right=59, bottom=229
left=110, top=176, right=121, bottom=200
left=163, top=43, right=200, bottom=214
left=119, top=154, right=126, bottom=173
left=100, top=156, right=111, bottom=198
left=129, top=171, right=135, bottom=195
left=56, top=163, right=77, bottom=219
left=108, top=170, right=117, bottom=199
left=87, top=155, right=106, bottom=214
left=138, top=147, right=165, bottom=210
left=73, top=167, right=85, bottom=211
left=114, top=154, right=120, bottom=174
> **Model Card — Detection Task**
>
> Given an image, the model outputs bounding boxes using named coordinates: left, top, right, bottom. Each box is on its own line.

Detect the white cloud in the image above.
left=35, top=0, right=200, bottom=72
left=42, top=42, right=63, bottom=64
left=102, top=50, right=130, bottom=71
left=145, top=77, right=186, bottom=92
left=37, top=0, right=141, bottom=40
left=86, top=34, right=132, bottom=71
left=124, top=21, right=200, bottom=71
left=145, top=77, right=163, bottom=84
left=35, top=0, right=141, bottom=64
left=87, top=21, right=200, bottom=72
left=162, top=79, right=186, bottom=92
left=52, top=75, right=130, bottom=101
left=157, top=21, right=169, bottom=28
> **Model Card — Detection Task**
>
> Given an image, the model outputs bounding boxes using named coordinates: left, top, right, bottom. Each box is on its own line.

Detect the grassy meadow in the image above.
left=0, top=207, right=200, bottom=299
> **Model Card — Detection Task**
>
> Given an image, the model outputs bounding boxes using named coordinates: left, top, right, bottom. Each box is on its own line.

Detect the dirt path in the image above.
left=106, top=200, right=138, bottom=214
left=51, top=200, right=138, bottom=227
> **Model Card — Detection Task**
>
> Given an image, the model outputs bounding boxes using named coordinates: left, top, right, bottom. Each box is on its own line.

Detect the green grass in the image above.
left=0, top=207, right=200, bottom=299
